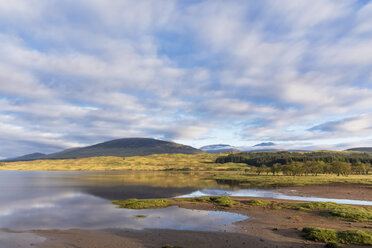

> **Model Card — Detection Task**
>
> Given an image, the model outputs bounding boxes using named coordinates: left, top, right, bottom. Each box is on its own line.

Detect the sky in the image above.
left=1, top=0, right=372, bottom=158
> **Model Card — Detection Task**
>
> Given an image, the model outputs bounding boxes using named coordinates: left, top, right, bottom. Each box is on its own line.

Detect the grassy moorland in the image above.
left=0, top=153, right=242, bottom=171
left=1, top=151, right=371, bottom=188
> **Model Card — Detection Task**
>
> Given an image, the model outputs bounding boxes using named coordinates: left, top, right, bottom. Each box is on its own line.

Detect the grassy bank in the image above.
left=112, top=196, right=239, bottom=209
left=112, top=198, right=173, bottom=209
left=302, top=227, right=372, bottom=245
left=241, top=200, right=372, bottom=222
left=112, top=197, right=372, bottom=222
left=213, top=173, right=372, bottom=188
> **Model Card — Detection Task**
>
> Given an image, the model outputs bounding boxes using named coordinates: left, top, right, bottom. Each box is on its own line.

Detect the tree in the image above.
left=352, top=162, right=367, bottom=175
left=271, top=163, right=281, bottom=176
left=331, top=161, right=351, bottom=176
left=309, top=161, right=325, bottom=176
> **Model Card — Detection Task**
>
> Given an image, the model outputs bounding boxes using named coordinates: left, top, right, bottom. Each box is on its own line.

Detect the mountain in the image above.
left=346, top=147, right=372, bottom=152
left=42, top=138, right=203, bottom=159
left=246, top=148, right=282, bottom=152
left=4, top=152, right=47, bottom=162
left=200, top=144, right=239, bottom=153
left=253, top=142, right=276, bottom=147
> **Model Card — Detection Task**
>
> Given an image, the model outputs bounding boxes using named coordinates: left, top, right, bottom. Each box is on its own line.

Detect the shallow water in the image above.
left=0, top=171, right=245, bottom=232
left=0, top=230, right=46, bottom=248
left=177, top=188, right=372, bottom=206
left=1, top=170, right=371, bottom=235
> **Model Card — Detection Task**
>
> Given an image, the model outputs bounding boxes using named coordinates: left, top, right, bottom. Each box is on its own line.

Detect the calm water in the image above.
left=1, top=171, right=371, bottom=233
left=178, top=188, right=372, bottom=206
left=0, top=171, right=245, bottom=232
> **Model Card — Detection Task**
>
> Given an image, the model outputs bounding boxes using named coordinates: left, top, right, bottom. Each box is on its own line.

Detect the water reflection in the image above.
left=178, top=188, right=372, bottom=206
left=0, top=192, right=246, bottom=231
left=0, top=171, right=246, bottom=231
left=1, top=170, right=370, bottom=234
left=0, top=230, right=46, bottom=248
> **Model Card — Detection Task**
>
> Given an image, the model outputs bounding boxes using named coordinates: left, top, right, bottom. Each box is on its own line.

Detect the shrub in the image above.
left=324, top=242, right=341, bottom=248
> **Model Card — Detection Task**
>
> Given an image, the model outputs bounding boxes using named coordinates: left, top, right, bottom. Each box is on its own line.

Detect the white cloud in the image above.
left=310, top=114, right=372, bottom=135
left=0, top=0, right=372, bottom=157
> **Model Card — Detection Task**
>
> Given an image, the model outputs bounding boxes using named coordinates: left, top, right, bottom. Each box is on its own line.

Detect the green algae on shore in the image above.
left=112, top=198, right=173, bottom=209
left=302, top=227, right=372, bottom=245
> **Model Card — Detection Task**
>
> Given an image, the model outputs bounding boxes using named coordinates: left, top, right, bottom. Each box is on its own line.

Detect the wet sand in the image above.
left=277, top=184, right=372, bottom=201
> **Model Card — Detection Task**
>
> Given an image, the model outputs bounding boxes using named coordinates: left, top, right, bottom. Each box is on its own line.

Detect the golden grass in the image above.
left=213, top=173, right=372, bottom=187
left=0, top=152, right=246, bottom=171
left=1, top=153, right=371, bottom=188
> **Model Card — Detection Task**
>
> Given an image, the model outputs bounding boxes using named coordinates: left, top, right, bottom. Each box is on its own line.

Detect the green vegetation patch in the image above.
left=112, top=198, right=173, bottom=209
left=242, top=199, right=270, bottom=206
left=181, top=196, right=239, bottom=208
left=302, top=227, right=372, bottom=245
left=289, top=202, right=372, bottom=222
left=135, top=215, right=147, bottom=218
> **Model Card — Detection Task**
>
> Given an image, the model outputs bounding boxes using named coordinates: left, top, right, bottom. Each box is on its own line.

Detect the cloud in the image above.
left=309, top=114, right=372, bottom=136
left=0, top=0, right=372, bottom=157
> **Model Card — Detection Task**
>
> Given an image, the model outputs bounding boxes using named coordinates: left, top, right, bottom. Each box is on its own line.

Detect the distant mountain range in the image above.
left=199, top=144, right=239, bottom=153
left=253, top=142, right=276, bottom=147
left=199, top=143, right=289, bottom=153
left=4, top=138, right=203, bottom=162
left=7, top=139, right=370, bottom=162
left=200, top=142, right=314, bottom=153
left=346, top=147, right=372, bottom=152
left=5, top=152, right=47, bottom=161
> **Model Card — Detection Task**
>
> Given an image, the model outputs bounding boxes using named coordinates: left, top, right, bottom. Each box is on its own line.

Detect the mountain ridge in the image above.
left=4, top=138, right=203, bottom=161
left=199, top=144, right=239, bottom=153
left=3, top=152, right=47, bottom=162
left=346, top=147, right=372, bottom=152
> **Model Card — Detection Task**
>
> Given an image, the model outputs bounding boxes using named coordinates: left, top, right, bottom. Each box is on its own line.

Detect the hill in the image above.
left=3, top=138, right=203, bottom=162
left=346, top=147, right=372, bottom=152
left=4, top=152, right=47, bottom=162
left=41, top=138, right=203, bottom=159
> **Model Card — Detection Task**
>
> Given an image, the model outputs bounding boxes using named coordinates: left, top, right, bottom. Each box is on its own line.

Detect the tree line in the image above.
left=255, top=161, right=370, bottom=176
left=216, top=151, right=372, bottom=176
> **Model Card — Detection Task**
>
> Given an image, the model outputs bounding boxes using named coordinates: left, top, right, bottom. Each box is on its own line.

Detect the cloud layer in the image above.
left=0, top=0, right=372, bottom=157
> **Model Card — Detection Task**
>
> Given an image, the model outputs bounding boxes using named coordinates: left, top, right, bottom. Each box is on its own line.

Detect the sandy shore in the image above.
left=277, top=183, right=372, bottom=201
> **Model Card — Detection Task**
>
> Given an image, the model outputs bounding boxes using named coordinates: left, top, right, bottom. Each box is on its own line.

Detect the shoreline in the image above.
left=277, top=183, right=372, bottom=201
left=14, top=194, right=372, bottom=248
left=2, top=182, right=371, bottom=247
